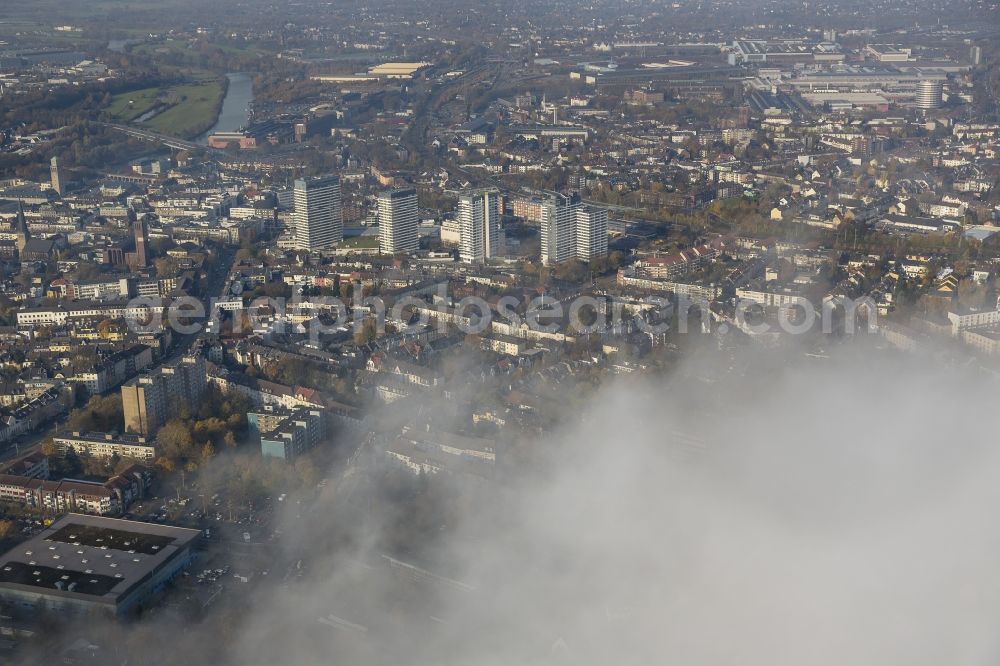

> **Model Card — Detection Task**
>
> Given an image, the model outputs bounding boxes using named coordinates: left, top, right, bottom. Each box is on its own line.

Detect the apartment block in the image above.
left=122, top=354, right=206, bottom=436
left=458, top=188, right=502, bottom=263
left=540, top=192, right=609, bottom=264
left=249, top=404, right=326, bottom=462
left=53, top=432, right=157, bottom=461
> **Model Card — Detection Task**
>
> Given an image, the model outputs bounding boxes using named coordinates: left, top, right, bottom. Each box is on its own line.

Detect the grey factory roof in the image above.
left=0, top=514, right=200, bottom=607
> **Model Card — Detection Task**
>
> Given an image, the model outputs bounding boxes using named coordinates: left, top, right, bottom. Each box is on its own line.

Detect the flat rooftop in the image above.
left=0, top=562, right=119, bottom=597
left=47, top=523, right=176, bottom=555
left=0, top=514, right=200, bottom=607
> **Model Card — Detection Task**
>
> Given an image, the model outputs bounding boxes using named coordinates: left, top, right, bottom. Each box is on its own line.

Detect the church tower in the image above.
left=15, top=200, right=29, bottom=255
left=50, top=156, right=64, bottom=196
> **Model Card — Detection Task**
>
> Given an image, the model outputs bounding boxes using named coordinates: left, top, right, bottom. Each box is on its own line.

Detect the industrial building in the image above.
left=366, top=62, right=431, bottom=79
left=0, top=514, right=200, bottom=617
left=728, top=40, right=845, bottom=66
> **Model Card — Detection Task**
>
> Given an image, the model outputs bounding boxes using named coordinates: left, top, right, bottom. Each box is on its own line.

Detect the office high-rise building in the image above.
left=293, top=175, right=343, bottom=251
left=50, top=157, right=63, bottom=196
left=915, top=79, right=943, bottom=109
left=575, top=205, right=609, bottom=262
left=458, top=188, right=502, bottom=263
left=540, top=192, right=581, bottom=265
left=377, top=188, right=419, bottom=254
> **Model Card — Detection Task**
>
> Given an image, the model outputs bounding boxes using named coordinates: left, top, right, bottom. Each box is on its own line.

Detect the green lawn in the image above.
left=129, top=38, right=190, bottom=59
left=142, top=78, right=224, bottom=136
left=106, top=86, right=162, bottom=122
left=339, top=235, right=380, bottom=249
left=105, top=74, right=225, bottom=138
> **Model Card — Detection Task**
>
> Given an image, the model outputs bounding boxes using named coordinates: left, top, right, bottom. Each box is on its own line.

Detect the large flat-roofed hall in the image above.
left=0, top=514, right=200, bottom=617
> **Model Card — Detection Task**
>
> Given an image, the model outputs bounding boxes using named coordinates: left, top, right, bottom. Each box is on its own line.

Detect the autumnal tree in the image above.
left=66, top=394, right=123, bottom=432
left=353, top=317, right=378, bottom=345
left=156, top=419, right=195, bottom=461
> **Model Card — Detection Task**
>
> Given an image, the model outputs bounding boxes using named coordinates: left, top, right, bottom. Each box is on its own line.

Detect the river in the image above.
left=199, top=72, right=255, bottom=143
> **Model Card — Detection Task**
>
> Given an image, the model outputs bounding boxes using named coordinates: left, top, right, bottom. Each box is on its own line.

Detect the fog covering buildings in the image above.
left=13, top=346, right=1000, bottom=665
left=222, top=350, right=1000, bottom=665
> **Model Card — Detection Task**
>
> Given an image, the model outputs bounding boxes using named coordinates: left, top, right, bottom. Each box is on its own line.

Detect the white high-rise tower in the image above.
left=377, top=188, right=419, bottom=254
left=540, top=192, right=580, bottom=265
left=540, top=192, right=608, bottom=264
left=293, top=175, right=343, bottom=251
left=575, top=205, right=608, bottom=261
left=458, top=188, right=502, bottom=263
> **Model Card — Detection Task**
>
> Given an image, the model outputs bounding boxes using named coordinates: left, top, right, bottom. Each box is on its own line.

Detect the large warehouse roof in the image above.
left=0, top=514, right=200, bottom=610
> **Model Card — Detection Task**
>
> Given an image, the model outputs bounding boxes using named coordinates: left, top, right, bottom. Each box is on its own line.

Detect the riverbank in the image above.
left=197, top=72, right=254, bottom=142
left=103, top=72, right=228, bottom=140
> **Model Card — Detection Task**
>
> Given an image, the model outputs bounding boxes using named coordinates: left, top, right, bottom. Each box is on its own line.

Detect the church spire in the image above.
left=15, top=199, right=29, bottom=254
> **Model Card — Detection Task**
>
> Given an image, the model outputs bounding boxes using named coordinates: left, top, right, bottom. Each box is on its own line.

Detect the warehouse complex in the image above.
left=0, top=514, right=200, bottom=617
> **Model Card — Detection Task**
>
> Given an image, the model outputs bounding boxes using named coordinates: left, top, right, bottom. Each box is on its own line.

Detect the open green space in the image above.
left=105, top=74, right=225, bottom=138
left=105, top=86, right=162, bottom=122
left=127, top=36, right=269, bottom=63
left=128, top=38, right=190, bottom=59
left=142, top=78, right=225, bottom=136
left=339, top=235, right=380, bottom=249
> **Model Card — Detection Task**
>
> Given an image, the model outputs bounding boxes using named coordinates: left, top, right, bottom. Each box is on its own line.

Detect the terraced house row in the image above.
left=0, top=453, right=151, bottom=516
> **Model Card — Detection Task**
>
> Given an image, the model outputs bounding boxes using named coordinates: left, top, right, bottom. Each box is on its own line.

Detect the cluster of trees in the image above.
left=250, top=355, right=359, bottom=405
left=2, top=74, right=161, bottom=129
left=65, top=393, right=124, bottom=432
left=247, top=281, right=293, bottom=300
left=418, top=187, right=457, bottom=213
left=109, top=35, right=267, bottom=77
left=252, top=73, right=326, bottom=104
left=153, top=256, right=184, bottom=278
left=39, top=394, right=129, bottom=477
left=374, top=466, right=473, bottom=561
left=196, top=452, right=323, bottom=518
left=0, top=122, right=155, bottom=181
left=152, top=386, right=252, bottom=477
left=518, top=254, right=622, bottom=287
